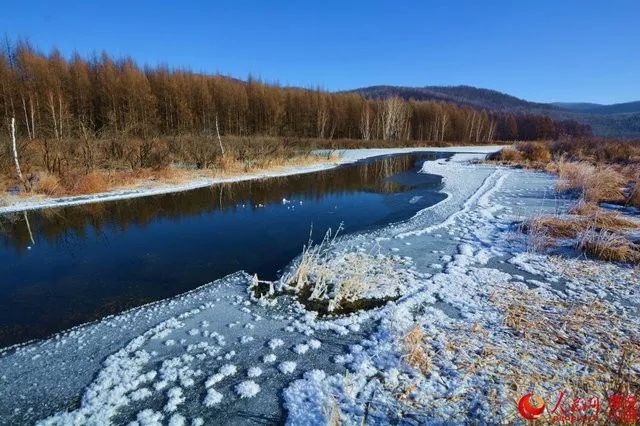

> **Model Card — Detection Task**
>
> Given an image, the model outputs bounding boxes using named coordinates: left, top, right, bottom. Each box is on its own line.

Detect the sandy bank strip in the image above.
left=0, top=145, right=507, bottom=214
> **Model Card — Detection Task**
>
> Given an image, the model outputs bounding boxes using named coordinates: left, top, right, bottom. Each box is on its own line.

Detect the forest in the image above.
left=0, top=41, right=591, bottom=194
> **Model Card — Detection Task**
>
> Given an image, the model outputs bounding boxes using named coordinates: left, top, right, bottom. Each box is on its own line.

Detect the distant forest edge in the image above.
left=351, top=86, right=640, bottom=138
left=0, top=42, right=593, bottom=146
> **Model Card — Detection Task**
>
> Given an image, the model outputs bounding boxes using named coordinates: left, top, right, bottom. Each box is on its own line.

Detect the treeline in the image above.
left=0, top=41, right=591, bottom=145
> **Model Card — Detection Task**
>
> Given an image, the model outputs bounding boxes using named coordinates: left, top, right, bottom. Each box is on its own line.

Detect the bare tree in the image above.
left=215, top=114, right=224, bottom=156
left=382, top=97, right=409, bottom=141
left=359, top=104, right=372, bottom=140
left=10, top=117, right=26, bottom=189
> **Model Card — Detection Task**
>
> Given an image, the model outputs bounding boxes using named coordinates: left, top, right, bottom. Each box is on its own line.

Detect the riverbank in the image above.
left=0, top=146, right=506, bottom=214
left=1, top=149, right=636, bottom=424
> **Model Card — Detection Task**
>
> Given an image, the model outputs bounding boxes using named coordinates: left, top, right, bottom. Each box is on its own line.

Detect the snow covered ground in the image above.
left=1, top=148, right=637, bottom=425
left=0, top=145, right=505, bottom=214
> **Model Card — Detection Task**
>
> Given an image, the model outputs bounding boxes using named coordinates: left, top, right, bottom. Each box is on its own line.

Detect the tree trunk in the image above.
left=215, top=114, right=224, bottom=156
left=10, top=117, right=26, bottom=189
left=21, top=96, right=32, bottom=139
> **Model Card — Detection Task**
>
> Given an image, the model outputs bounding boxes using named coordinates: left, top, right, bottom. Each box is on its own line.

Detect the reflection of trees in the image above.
left=0, top=153, right=436, bottom=250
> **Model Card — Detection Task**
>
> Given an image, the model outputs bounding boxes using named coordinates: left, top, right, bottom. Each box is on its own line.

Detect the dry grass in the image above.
left=493, top=147, right=524, bottom=163
left=556, top=160, right=626, bottom=203
left=70, top=171, right=109, bottom=195
left=523, top=206, right=639, bottom=262
left=384, top=285, right=640, bottom=421
left=281, top=226, right=414, bottom=313
left=528, top=216, right=581, bottom=239
left=588, top=210, right=638, bottom=230
left=627, top=180, right=640, bottom=208
left=403, top=325, right=431, bottom=374
left=491, top=137, right=640, bottom=208
left=577, top=229, right=640, bottom=263
left=567, top=200, right=599, bottom=215
left=33, top=172, right=62, bottom=196
left=515, top=141, right=552, bottom=163
left=3, top=150, right=334, bottom=202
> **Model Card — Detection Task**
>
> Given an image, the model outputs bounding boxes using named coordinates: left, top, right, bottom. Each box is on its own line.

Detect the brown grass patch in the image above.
left=588, top=210, right=638, bottom=230
left=555, top=161, right=626, bottom=203
left=33, top=172, right=62, bottom=196
left=70, top=171, right=109, bottom=195
left=403, top=325, right=431, bottom=374
left=515, top=141, right=552, bottom=163
left=524, top=206, right=639, bottom=261
left=528, top=216, right=581, bottom=239
left=627, top=180, right=640, bottom=208
left=577, top=229, right=640, bottom=263
left=567, top=200, right=599, bottom=215
left=494, top=147, right=524, bottom=162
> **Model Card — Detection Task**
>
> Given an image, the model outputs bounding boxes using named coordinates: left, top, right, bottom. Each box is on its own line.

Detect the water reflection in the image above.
left=0, top=152, right=447, bottom=347
left=1, top=154, right=422, bottom=251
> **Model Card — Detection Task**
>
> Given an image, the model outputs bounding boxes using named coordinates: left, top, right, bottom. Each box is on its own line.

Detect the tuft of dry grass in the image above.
left=33, top=172, right=62, bottom=196
left=403, top=325, right=431, bottom=374
left=515, top=141, right=552, bottom=163
left=523, top=206, right=639, bottom=262
left=567, top=200, right=599, bottom=215
left=627, top=179, right=640, bottom=208
left=528, top=216, right=581, bottom=239
left=70, top=171, right=109, bottom=195
left=555, top=160, right=626, bottom=203
left=493, top=147, right=524, bottom=163
left=588, top=210, right=638, bottom=230
left=577, top=229, right=640, bottom=263
left=281, top=225, right=415, bottom=313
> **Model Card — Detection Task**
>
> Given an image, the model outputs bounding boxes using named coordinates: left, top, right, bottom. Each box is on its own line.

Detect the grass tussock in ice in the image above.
left=280, top=227, right=418, bottom=313
left=521, top=209, right=640, bottom=262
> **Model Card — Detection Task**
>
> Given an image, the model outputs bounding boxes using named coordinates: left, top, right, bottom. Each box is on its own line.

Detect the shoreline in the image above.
left=0, top=145, right=507, bottom=214
left=1, top=151, right=638, bottom=424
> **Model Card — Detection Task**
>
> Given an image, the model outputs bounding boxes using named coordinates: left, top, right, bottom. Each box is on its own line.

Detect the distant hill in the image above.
left=350, top=85, right=640, bottom=138
left=352, top=85, right=554, bottom=112
left=552, top=101, right=640, bottom=115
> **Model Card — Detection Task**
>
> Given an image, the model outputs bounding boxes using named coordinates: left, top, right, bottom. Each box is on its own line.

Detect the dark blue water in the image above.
left=0, top=152, right=448, bottom=347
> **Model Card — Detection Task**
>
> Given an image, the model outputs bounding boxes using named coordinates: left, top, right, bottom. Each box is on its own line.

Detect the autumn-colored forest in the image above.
left=0, top=41, right=591, bottom=194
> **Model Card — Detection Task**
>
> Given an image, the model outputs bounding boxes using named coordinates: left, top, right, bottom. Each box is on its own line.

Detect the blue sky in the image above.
left=2, top=0, right=639, bottom=104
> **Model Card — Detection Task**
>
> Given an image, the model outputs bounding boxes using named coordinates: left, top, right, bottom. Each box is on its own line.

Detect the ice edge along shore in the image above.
left=0, top=146, right=507, bottom=214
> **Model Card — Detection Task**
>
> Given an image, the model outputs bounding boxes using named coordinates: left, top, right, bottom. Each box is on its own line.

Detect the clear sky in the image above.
left=2, top=0, right=639, bottom=104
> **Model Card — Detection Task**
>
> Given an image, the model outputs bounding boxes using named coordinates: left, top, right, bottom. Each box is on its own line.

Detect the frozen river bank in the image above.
left=1, top=149, right=637, bottom=425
